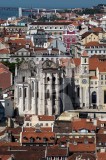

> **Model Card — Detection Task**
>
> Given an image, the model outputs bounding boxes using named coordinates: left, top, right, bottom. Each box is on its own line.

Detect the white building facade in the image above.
left=14, top=60, right=64, bottom=116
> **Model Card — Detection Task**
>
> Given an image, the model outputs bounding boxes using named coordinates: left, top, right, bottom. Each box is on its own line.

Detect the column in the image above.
left=55, top=73, right=60, bottom=115
left=38, top=79, right=42, bottom=115
left=42, top=74, right=45, bottom=114
left=21, top=85, right=24, bottom=114
left=97, top=87, right=99, bottom=108
left=28, top=85, right=31, bottom=111
left=49, top=74, right=53, bottom=115
left=80, top=87, right=83, bottom=108
left=46, top=73, right=53, bottom=115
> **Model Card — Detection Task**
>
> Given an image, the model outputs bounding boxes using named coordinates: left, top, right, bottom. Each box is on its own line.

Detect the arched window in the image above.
left=24, top=88, right=27, bottom=98
left=84, top=66, right=87, bottom=73
left=32, top=81, right=34, bottom=89
left=52, top=76, right=55, bottom=82
left=47, top=77, right=50, bottom=82
left=77, top=87, right=80, bottom=98
left=92, top=91, right=97, bottom=104
left=19, top=88, right=22, bottom=97
left=31, top=81, right=34, bottom=97
left=30, top=137, right=35, bottom=143
left=23, top=136, right=28, bottom=140
left=46, top=90, right=50, bottom=99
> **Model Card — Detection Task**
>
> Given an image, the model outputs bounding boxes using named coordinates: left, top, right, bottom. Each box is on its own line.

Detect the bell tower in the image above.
left=81, top=50, right=89, bottom=75
left=80, top=51, right=90, bottom=108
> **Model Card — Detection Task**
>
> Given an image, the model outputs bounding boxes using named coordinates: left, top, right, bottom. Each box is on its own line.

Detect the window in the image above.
left=24, top=88, right=27, bottom=98
left=101, top=75, right=103, bottom=80
left=84, top=139, right=88, bottom=144
left=32, top=81, right=34, bottom=89
left=91, top=81, right=93, bottom=85
left=22, top=76, right=25, bottom=82
left=19, top=88, right=22, bottom=97
left=46, top=90, right=50, bottom=99
left=53, top=76, right=55, bottom=82
left=105, top=75, right=106, bottom=80
left=84, top=58, right=86, bottom=63
left=101, top=81, right=103, bottom=85
left=77, top=87, right=80, bottom=97
left=46, top=123, right=48, bottom=126
left=47, top=77, right=50, bottom=82
left=104, top=91, right=106, bottom=104
left=30, top=137, right=35, bottom=143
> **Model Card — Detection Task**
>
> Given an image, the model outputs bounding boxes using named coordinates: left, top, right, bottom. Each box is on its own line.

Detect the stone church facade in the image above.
left=14, top=60, right=65, bottom=116
left=61, top=51, right=106, bottom=110
left=14, top=50, right=106, bottom=116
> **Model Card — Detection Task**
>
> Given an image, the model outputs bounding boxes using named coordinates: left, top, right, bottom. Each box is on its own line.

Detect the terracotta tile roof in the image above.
left=22, top=132, right=55, bottom=143
left=0, top=155, right=12, bottom=160
left=89, top=58, right=100, bottom=71
left=97, top=120, right=106, bottom=128
left=61, top=56, right=106, bottom=73
left=38, top=115, right=55, bottom=121
left=97, top=152, right=106, bottom=160
left=40, top=127, right=52, bottom=132
left=81, top=50, right=88, bottom=57
left=98, top=62, right=106, bottom=72
left=46, top=146, right=67, bottom=157
left=10, top=45, right=33, bottom=53
left=91, top=27, right=103, bottom=33
left=0, top=142, right=20, bottom=147
left=0, top=68, right=8, bottom=74
left=69, top=143, right=96, bottom=152
left=6, top=127, right=22, bottom=135
left=23, top=127, right=35, bottom=132
left=98, top=128, right=106, bottom=134
left=72, top=118, right=96, bottom=131
left=73, top=58, right=80, bottom=67
left=90, top=76, right=98, bottom=80
left=85, top=41, right=106, bottom=48
left=8, top=38, right=33, bottom=47
left=0, top=63, right=12, bottom=90
left=0, top=49, right=10, bottom=54
left=81, top=32, right=98, bottom=39
left=53, top=121, right=72, bottom=133
left=57, top=136, right=94, bottom=144
left=96, top=134, right=106, bottom=145
left=68, top=153, right=96, bottom=160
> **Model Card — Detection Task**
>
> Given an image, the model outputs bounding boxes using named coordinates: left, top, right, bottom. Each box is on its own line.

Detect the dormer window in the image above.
left=73, top=141, right=77, bottom=145
left=36, top=137, right=41, bottom=140
left=23, top=136, right=28, bottom=140
left=84, top=139, right=88, bottom=144
left=30, top=137, right=35, bottom=143
left=43, top=137, right=48, bottom=142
